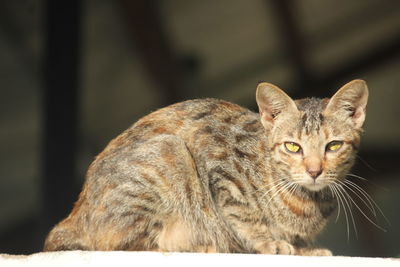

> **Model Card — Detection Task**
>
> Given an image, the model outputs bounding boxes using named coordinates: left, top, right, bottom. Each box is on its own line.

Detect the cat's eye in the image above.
left=326, top=141, right=343, bottom=152
left=284, top=142, right=302, bottom=154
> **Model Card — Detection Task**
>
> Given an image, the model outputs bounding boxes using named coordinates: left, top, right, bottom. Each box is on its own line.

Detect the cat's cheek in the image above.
left=324, top=153, right=352, bottom=176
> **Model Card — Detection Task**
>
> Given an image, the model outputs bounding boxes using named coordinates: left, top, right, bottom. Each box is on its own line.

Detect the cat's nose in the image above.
left=307, top=168, right=323, bottom=179
left=304, top=157, right=323, bottom=179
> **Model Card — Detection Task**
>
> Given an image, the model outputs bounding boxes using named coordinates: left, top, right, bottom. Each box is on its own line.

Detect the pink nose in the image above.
left=307, top=168, right=323, bottom=179
left=304, top=157, right=323, bottom=179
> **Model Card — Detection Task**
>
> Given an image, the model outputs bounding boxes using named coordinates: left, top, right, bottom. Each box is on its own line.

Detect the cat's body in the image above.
left=44, top=80, right=369, bottom=255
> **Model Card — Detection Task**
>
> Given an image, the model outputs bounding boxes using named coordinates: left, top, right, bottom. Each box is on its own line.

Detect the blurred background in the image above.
left=0, top=0, right=399, bottom=257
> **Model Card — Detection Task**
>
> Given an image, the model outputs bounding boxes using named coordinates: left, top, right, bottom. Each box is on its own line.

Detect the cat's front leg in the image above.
left=222, top=209, right=297, bottom=255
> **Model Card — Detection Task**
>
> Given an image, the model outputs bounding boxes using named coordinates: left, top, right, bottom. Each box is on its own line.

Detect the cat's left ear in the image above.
left=324, top=79, right=369, bottom=129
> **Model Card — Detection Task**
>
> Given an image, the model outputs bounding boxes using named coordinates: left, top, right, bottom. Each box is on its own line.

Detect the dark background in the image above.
left=0, top=0, right=399, bottom=257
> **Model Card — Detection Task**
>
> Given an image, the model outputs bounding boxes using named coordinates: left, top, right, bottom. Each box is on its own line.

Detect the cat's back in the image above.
left=133, top=98, right=260, bottom=138
left=97, top=98, right=262, bottom=159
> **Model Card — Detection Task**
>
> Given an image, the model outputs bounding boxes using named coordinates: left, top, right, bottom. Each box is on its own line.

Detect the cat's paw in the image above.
left=255, top=240, right=295, bottom=255
left=194, top=245, right=217, bottom=253
left=309, top=248, right=332, bottom=256
left=297, top=247, right=333, bottom=256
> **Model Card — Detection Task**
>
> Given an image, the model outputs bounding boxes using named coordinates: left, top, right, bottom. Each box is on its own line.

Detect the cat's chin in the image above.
left=297, top=180, right=328, bottom=192
left=302, top=184, right=327, bottom=192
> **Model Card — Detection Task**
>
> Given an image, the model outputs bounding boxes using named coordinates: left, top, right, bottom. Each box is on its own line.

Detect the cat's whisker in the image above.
left=328, top=184, right=341, bottom=223
left=258, top=181, right=287, bottom=211
left=283, top=182, right=299, bottom=204
left=338, top=182, right=387, bottom=232
left=289, top=183, right=299, bottom=198
left=330, top=183, right=351, bottom=241
left=287, top=183, right=299, bottom=200
left=355, top=155, right=377, bottom=172
left=265, top=182, right=293, bottom=205
left=254, top=178, right=287, bottom=194
left=342, top=180, right=376, bottom=217
left=346, top=173, right=368, bottom=182
left=344, top=180, right=390, bottom=226
left=324, top=177, right=338, bottom=187
left=346, top=173, right=390, bottom=193
left=288, top=183, right=300, bottom=207
left=337, top=184, right=359, bottom=239
left=264, top=181, right=295, bottom=210
left=258, top=179, right=288, bottom=199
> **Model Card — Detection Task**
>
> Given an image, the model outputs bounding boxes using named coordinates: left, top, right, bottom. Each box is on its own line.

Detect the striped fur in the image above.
left=44, top=80, right=368, bottom=256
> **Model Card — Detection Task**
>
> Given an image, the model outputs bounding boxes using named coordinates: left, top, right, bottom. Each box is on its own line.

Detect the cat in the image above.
left=44, top=79, right=369, bottom=255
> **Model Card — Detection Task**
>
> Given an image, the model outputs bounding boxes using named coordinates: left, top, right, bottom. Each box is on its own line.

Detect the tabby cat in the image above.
left=44, top=79, right=369, bottom=255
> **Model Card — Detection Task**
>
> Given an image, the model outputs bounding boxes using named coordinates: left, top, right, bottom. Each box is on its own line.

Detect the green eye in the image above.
left=284, top=142, right=302, bottom=153
left=326, top=141, right=343, bottom=152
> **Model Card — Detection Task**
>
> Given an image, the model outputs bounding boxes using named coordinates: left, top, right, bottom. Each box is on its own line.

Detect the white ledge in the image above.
left=1, top=251, right=399, bottom=267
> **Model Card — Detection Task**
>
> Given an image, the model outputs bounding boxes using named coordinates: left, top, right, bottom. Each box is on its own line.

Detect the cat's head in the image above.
left=256, top=80, right=368, bottom=192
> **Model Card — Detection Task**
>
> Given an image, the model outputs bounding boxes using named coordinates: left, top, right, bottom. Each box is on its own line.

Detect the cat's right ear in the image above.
left=256, top=82, right=299, bottom=130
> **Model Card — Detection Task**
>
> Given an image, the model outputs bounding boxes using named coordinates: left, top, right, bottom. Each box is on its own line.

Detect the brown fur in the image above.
left=44, top=80, right=369, bottom=255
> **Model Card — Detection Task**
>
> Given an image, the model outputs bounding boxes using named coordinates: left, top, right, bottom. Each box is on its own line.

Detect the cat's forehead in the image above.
left=275, top=97, right=353, bottom=140
left=295, top=97, right=328, bottom=112
left=294, top=97, right=329, bottom=134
